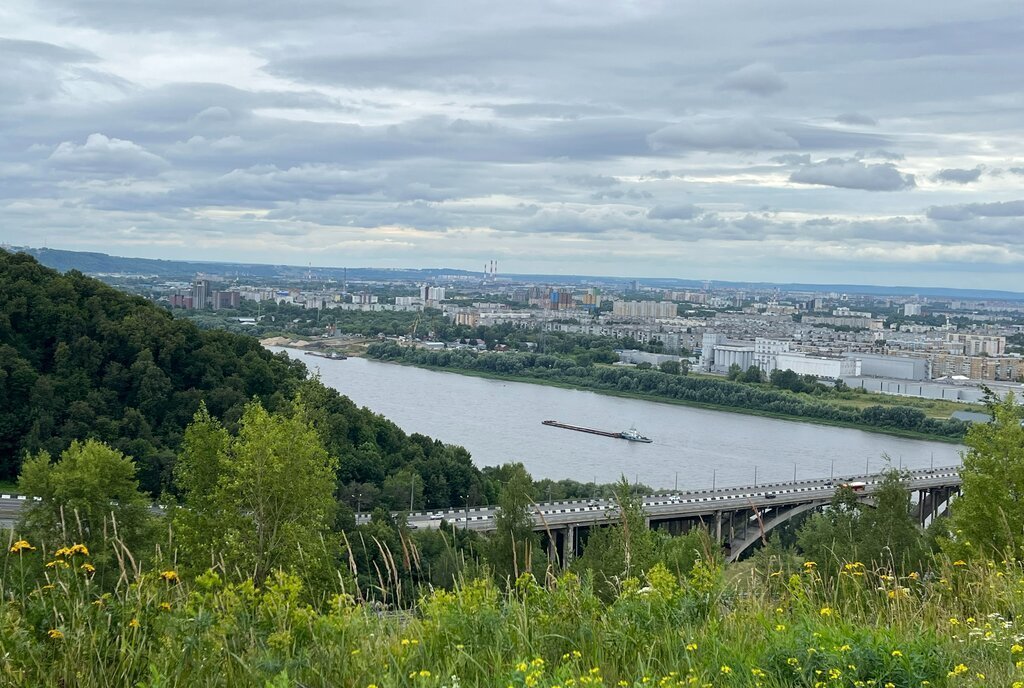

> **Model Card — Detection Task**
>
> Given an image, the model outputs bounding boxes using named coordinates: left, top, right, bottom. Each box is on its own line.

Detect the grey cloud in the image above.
left=480, top=102, right=616, bottom=120
left=0, top=38, right=98, bottom=64
left=591, top=189, right=652, bottom=201
left=834, top=112, right=877, bottom=126
left=641, top=170, right=674, bottom=180
left=770, top=154, right=812, bottom=166
left=1010, top=167, right=1024, bottom=175
left=789, top=158, right=916, bottom=191
left=927, top=200, right=1024, bottom=221
left=47, top=133, right=168, bottom=176
left=649, top=117, right=798, bottom=151
left=566, top=174, right=619, bottom=188
left=647, top=204, right=703, bottom=220
left=933, top=167, right=983, bottom=184
left=720, top=62, right=786, bottom=96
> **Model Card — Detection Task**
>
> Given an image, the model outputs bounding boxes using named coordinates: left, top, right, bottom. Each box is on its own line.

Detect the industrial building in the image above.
left=847, top=353, right=929, bottom=380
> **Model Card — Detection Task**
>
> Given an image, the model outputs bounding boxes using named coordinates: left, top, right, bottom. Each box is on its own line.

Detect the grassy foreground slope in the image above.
left=1, top=548, right=1021, bottom=687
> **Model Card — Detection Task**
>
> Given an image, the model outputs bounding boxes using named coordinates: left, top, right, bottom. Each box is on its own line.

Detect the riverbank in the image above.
left=297, top=348, right=965, bottom=444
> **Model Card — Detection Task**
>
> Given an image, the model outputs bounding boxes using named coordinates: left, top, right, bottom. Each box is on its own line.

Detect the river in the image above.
left=274, top=349, right=965, bottom=491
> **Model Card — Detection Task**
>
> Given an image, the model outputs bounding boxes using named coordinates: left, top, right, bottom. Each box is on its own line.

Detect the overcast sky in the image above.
left=3, top=2, right=1024, bottom=288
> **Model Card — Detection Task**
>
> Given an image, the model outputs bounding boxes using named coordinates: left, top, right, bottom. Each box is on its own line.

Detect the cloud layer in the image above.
left=2, top=1, right=1024, bottom=288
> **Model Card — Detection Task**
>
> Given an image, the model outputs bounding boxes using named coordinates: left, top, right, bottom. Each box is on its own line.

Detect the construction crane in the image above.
left=408, top=315, right=421, bottom=342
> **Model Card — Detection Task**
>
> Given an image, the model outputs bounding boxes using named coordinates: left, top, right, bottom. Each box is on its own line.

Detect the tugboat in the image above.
left=619, top=427, right=653, bottom=443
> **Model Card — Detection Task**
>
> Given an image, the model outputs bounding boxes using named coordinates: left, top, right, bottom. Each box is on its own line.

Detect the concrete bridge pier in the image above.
left=544, top=525, right=578, bottom=566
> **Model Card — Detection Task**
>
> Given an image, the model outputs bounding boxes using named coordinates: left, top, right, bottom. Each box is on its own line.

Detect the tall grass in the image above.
left=3, top=532, right=1024, bottom=688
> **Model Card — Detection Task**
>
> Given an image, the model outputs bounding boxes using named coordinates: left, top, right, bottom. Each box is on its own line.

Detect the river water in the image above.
left=274, top=349, right=965, bottom=491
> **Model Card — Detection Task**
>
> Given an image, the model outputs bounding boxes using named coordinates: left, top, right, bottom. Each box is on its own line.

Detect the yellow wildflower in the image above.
left=1012, top=644, right=1023, bottom=654
left=128, top=618, right=140, bottom=628
left=80, top=562, right=96, bottom=574
left=159, top=570, right=179, bottom=583
left=69, top=543, right=89, bottom=556
left=158, top=602, right=171, bottom=612
left=803, top=561, right=817, bottom=570
left=947, top=664, right=968, bottom=677
left=891, top=650, right=903, bottom=658
left=719, top=665, right=732, bottom=675
left=953, top=560, right=966, bottom=566
left=9, top=540, right=35, bottom=553
left=819, top=607, right=833, bottom=617
left=775, top=624, right=786, bottom=632
left=685, top=642, right=698, bottom=651
left=45, top=559, right=69, bottom=569
left=47, top=629, right=63, bottom=640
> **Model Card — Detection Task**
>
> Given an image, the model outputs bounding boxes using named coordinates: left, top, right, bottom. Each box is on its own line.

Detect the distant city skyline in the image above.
left=3, top=2, right=1024, bottom=289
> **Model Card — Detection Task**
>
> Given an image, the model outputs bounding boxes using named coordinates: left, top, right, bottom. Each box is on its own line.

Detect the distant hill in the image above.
left=0, top=249, right=487, bottom=507
left=11, top=246, right=478, bottom=283
left=10, top=245, right=1024, bottom=301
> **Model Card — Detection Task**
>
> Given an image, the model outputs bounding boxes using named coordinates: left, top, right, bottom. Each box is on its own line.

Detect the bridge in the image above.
left=370, top=466, right=962, bottom=563
left=2, top=466, right=961, bottom=563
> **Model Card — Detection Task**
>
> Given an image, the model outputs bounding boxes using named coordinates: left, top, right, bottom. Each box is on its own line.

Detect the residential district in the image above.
left=130, top=260, right=1024, bottom=414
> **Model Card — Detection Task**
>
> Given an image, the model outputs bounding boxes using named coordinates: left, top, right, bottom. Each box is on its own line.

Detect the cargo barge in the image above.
left=542, top=420, right=652, bottom=443
left=306, top=351, right=348, bottom=360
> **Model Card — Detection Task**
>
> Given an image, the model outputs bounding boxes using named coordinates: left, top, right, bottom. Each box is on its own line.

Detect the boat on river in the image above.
left=542, top=420, right=652, bottom=443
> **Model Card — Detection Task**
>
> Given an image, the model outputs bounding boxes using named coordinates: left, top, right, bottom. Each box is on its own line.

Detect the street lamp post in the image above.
left=356, top=492, right=362, bottom=514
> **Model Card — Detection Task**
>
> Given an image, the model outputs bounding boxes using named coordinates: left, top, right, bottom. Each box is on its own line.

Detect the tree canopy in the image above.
left=0, top=250, right=488, bottom=508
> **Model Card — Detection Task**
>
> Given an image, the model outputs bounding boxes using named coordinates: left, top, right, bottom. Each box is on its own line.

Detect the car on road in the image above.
left=764, top=492, right=777, bottom=499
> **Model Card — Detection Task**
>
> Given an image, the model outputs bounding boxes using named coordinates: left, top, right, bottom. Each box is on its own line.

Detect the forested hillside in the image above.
left=0, top=250, right=487, bottom=507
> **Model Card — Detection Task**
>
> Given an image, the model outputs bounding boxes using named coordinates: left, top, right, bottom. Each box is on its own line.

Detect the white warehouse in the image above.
left=775, top=352, right=861, bottom=380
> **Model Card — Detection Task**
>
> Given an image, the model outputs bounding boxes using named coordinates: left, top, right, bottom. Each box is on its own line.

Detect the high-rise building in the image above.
left=191, top=279, right=210, bottom=309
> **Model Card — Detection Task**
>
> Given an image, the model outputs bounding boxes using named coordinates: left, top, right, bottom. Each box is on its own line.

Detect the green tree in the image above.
left=795, top=486, right=861, bottom=574
left=572, top=477, right=660, bottom=599
left=487, top=462, right=540, bottom=584
left=856, top=468, right=927, bottom=573
left=726, top=363, right=742, bottom=380
left=946, top=392, right=1024, bottom=558
left=17, top=439, right=155, bottom=579
left=741, top=365, right=764, bottom=383
left=173, top=400, right=339, bottom=584
left=658, top=360, right=681, bottom=375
